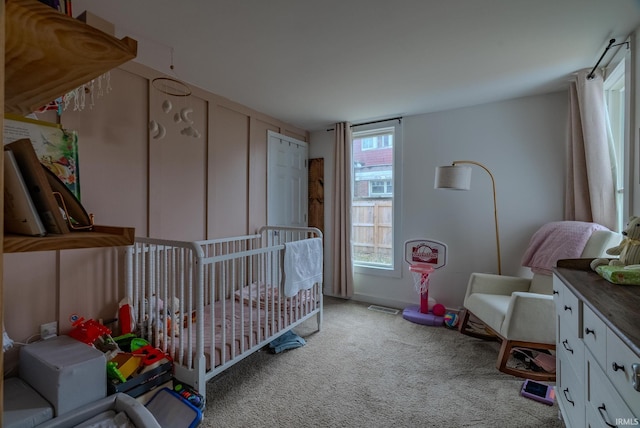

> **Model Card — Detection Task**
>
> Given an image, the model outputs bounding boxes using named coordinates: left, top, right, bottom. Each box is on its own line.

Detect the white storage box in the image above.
left=19, top=335, right=106, bottom=416
left=3, top=377, right=54, bottom=428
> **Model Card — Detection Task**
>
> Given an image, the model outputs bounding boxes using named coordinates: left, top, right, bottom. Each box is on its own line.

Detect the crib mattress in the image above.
left=169, top=291, right=317, bottom=370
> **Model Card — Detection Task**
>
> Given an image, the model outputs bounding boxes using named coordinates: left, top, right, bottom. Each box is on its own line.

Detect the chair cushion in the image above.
left=527, top=274, right=552, bottom=294
left=500, top=292, right=555, bottom=343
left=582, top=230, right=622, bottom=257
left=464, top=293, right=512, bottom=334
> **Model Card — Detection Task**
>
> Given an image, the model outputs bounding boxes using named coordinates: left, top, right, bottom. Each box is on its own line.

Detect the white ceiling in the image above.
left=73, top=0, right=640, bottom=131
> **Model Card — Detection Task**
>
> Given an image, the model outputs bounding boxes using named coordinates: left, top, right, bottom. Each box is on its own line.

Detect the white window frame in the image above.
left=604, top=43, right=631, bottom=232
left=351, top=120, right=403, bottom=278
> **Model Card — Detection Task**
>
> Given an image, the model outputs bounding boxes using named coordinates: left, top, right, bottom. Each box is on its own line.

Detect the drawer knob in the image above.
left=585, top=328, right=595, bottom=336
left=597, top=404, right=617, bottom=428
left=632, top=363, right=640, bottom=391
left=562, top=339, right=574, bottom=354
left=612, top=362, right=625, bottom=372
left=564, top=305, right=572, bottom=313
left=553, top=290, right=559, bottom=295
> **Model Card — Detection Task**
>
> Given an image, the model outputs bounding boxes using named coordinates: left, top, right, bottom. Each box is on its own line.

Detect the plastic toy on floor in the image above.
left=402, top=239, right=448, bottom=326
left=174, top=383, right=205, bottom=410
left=443, top=311, right=459, bottom=328
left=145, top=387, right=203, bottom=428
left=68, top=314, right=112, bottom=345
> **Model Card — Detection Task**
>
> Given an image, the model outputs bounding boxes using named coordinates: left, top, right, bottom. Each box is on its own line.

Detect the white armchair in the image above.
left=458, top=223, right=620, bottom=381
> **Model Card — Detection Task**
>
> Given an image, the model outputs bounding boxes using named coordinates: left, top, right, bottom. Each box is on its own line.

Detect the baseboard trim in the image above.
left=349, top=292, right=459, bottom=314
left=350, top=292, right=409, bottom=311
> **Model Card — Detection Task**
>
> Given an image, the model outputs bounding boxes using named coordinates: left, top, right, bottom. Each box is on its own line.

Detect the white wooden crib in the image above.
left=124, top=226, right=323, bottom=403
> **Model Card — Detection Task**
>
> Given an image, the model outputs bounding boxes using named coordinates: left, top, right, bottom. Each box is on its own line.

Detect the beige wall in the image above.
left=2, top=61, right=309, bottom=359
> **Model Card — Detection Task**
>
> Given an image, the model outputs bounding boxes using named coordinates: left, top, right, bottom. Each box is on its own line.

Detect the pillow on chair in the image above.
left=524, top=228, right=622, bottom=295
left=521, top=221, right=610, bottom=275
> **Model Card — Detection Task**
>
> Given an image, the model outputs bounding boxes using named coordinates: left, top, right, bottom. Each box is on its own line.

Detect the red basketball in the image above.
left=432, top=303, right=446, bottom=317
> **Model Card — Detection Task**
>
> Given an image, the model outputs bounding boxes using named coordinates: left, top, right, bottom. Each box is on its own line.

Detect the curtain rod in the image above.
left=587, top=38, right=629, bottom=79
left=326, top=116, right=402, bottom=132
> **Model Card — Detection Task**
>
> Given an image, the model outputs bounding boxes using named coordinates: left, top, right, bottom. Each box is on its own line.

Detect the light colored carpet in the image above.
left=200, top=297, right=564, bottom=428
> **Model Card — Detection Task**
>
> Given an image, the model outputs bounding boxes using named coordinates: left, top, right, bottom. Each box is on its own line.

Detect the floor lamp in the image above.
left=434, top=160, right=502, bottom=275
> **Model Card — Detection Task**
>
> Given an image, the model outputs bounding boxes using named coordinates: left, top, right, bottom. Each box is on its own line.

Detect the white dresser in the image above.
left=554, top=263, right=640, bottom=428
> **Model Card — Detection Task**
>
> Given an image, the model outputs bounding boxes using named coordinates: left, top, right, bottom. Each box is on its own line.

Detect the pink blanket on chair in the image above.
left=521, top=221, right=608, bottom=274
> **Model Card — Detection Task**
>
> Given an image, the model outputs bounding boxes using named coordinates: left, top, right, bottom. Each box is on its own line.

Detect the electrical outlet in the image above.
left=40, top=321, right=57, bottom=340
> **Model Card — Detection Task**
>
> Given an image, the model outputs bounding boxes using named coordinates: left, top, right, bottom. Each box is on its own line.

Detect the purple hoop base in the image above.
left=402, top=306, right=444, bottom=326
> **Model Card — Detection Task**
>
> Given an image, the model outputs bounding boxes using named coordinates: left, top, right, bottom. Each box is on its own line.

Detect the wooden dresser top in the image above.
left=554, top=262, right=640, bottom=357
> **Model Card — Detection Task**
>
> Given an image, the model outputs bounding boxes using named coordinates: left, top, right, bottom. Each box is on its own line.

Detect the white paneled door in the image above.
left=267, top=131, right=308, bottom=227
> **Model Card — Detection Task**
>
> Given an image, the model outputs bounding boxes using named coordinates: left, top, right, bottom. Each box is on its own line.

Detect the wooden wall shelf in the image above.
left=4, top=226, right=135, bottom=253
left=1, top=0, right=138, bottom=414
left=2, top=0, right=139, bottom=254
left=4, top=0, right=138, bottom=115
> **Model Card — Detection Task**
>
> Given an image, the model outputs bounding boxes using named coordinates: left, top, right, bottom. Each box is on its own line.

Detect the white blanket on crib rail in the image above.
left=284, top=237, right=323, bottom=297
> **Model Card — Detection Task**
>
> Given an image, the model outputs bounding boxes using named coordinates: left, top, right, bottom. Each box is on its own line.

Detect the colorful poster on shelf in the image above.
left=3, top=114, right=81, bottom=200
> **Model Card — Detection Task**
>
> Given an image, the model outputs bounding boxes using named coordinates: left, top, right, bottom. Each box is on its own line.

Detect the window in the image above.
left=361, top=138, right=376, bottom=150
left=351, top=122, right=402, bottom=276
left=361, top=134, right=393, bottom=150
left=370, top=180, right=392, bottom=196
left=604, top=54, right=629, bottom=231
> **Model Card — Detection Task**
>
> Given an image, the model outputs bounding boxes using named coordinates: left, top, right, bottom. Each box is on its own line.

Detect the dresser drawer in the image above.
left=552, top=275, right=564, bottom=309
left=558, top=355, right=585, bottom=428
left=554, top=276, right=565, bottom=342
left=606, top=329, right=640, bottom=413
left=559, top=314, right=584, bottom=374
left=583, top=304, right=606, bottom=369
left=586, top=399, right=637, bottom=428
left=587, top=350, right=636, bottom=427
left=559, top=285, right=581, bottom=337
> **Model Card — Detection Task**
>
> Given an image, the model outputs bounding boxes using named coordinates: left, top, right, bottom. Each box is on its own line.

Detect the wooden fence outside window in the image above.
left=351, top=199, right=392, bottom=265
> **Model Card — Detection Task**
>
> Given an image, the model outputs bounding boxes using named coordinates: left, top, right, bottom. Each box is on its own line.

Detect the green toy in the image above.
left=106, top=361, right=126, bottom=383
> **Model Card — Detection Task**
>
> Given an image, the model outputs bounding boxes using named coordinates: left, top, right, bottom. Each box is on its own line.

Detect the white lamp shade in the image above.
left=434, top=165, right=472, bottom=190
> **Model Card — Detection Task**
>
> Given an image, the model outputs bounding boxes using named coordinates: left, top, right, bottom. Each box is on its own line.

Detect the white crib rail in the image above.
left=259, top=225, right=322, bottom=246
left=126, top=238, right=204, bottom=368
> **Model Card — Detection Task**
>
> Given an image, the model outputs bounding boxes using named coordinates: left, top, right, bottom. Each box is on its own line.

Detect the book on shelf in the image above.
left=4, top=114, right=81, bottom=200
left=42, top=164, right=93, bottom=231
left=36, top=0, right=73, bottom=16
left=6, top=139, right=70, bottom=234
left=4, top=150, right=47, bottom=236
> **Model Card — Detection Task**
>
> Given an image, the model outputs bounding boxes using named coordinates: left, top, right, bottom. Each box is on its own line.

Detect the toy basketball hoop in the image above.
left=403, top=239, right=448, bottom=326
left=409, top=262, right=434, bottom=292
